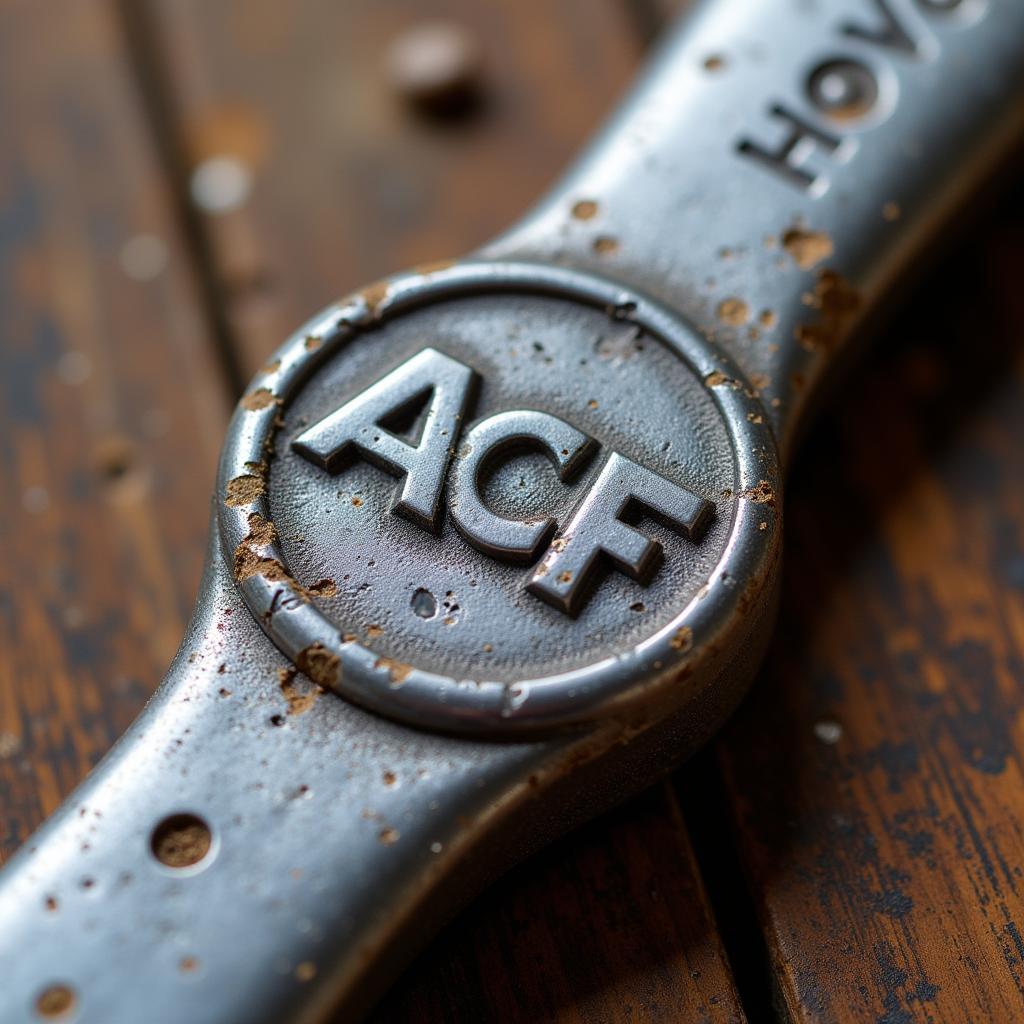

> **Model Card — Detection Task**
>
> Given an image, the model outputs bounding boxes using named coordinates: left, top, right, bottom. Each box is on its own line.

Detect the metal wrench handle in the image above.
left=1, top=2, right=1023, bottom=1022
left=491, top=0, right=1024, bottom=457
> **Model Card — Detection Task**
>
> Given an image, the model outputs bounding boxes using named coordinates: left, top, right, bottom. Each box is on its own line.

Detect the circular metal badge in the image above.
left=217, top=261, right=780, bottom=734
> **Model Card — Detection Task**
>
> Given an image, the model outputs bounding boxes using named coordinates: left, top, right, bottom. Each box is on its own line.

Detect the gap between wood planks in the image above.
left=114, top=0, right=248, bottom=400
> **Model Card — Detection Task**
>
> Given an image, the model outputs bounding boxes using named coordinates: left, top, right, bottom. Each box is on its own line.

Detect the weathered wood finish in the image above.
left=0, top=0, right=228, bottom=861
left=718, top=195, right=1024, bottom=1022
left=149, top=0, right=645, bottom=378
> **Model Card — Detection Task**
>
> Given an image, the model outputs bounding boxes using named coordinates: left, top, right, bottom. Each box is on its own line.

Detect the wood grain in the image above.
left=0, top=0, right=228, bottom=861
left=716, top=191, right=1024, bottom=1022
left=147, top=0, right=646, bottom=378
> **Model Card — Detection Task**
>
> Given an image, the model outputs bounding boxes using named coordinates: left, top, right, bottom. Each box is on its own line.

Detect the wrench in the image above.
left=2, top=1, right=1023, bottom=1020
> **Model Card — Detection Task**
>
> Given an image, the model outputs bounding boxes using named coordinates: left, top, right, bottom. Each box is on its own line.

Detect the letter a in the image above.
left=292, top=348, right=478, bottom=534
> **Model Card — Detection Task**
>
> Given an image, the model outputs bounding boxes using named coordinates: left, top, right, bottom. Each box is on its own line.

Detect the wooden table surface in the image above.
left=2, top=2, right=1023, bottom=1021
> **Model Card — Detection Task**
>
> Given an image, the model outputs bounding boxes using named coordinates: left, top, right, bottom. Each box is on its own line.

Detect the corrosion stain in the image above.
left=304, top=334, right=322, bottom=351
left=794, top=270, right=861, bottom=353
left=717, top=297, right=750, bottom=326
left=414, top=258, right=457, bottom=275
left=305, top=578, right=338, bottom=598
left=670, top=626, right=694, bottom=652
left=741, top=480, right=776, bottom=506
left=593, top=235, right=619, bottom=255
left=375, top=656, right=412, bottom=686
left=571, top=199, right=599, bottom=221
left=782, top=225, right=834, bottom=270
left=379, top=827, right=400, bottom=845
left=360, top=280, right=391, bottom=318
left=297, top=642, right=340, bottom=689
left=241, top=387, right=279, bottom=411
left=225, top=473, right=265, bottom=507
left=35, top=985, right=76, bottom=1019
left=278, top=667, right=322, bottom=716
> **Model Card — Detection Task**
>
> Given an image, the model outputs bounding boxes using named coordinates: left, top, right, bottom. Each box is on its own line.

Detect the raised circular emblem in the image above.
left=217, top=261, right=780, bottom=734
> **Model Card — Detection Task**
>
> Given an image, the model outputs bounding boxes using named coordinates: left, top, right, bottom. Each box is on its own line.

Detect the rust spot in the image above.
left=305, top=578, right=338, bottom=598
left=360, top=280, right=391, bottom=318
left=375, top=656, right=412, bottom=686
left=883, top=201, right=901, bottom=222
left=383, top=770, right=397, bottom=786
left=703, top=54, right=726, bottom=72
left=379, top=827, right=400, bottom=845
left=782, top=225, right=834, bottom=270
left=705, top=371, right=739, bottom=388
left=151, top=814, right=212, bottom=869
left=295, top=962, right=317, bottom=983
left=741, top=480, right=776, bottom=506
left=759, top=309, right=777, bottom=329
left=234, top=546, right=288, bottom=584
left=241, top=387, right=279, bottom=411
left=179, top=957, right=200, bottom=973
left=351, top=496, right=363, bottom=507
left=35, top=985, right=76, bottom=1019
left=571, top=199, right=599, bottom=221
left=279, top=667, right=322, bottom=716
left=717, top=297, right=750, bottom=326
left=367, top=624, right=384, bottom=638
left=593, top=235, right=619, bottom=255
left=297, top=643, right=340, bottom=688
left=225, top=473, right=265, bottom=507
left=670, top=626, right=694, bottom=652
left=262, top=357, right=281, bottom=374
left=414, top=258, right=457, bottom=275
left=304, top=334, right=322, bottom=351
left=794, top=269, right=861, bottom=353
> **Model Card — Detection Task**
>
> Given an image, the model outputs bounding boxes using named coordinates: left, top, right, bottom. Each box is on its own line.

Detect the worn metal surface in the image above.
left=1, top=0, right=1023, bottom=1021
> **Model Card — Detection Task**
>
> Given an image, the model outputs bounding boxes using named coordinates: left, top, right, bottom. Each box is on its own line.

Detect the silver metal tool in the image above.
left=3, top=1, right=1023, bottom=1020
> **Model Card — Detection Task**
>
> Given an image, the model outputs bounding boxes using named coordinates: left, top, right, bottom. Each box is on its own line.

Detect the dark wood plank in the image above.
left=717, top=191, right=1024, bottom=1022
left=144, top=1, right=747, bottom=1019
left=148, top=0, right=645, bottom=377
left=374, top=783, right=745, bottom=1024
left=0, top=0, right=229, bottom=861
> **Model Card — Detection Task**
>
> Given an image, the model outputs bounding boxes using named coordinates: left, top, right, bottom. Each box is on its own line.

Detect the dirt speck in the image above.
left=367, top=624, right=384, bottom=639
left=782, top=226, right=834, bottom=270
left=670, top=627, right=694, bottom=652
left=741, top=480, right=777, bottom=506
left=379, top=827, right=400, bottom=845
left=717, top=297, right=749, bottom=326
left=35, top=985, right=76, bottom=1019
left=703, top=54, right=726, bottom=72
left=225, top=473, right=265, bottom=507
left=304, top=334, right=322, bottom=351
left=241, top=387, right=278, bottom=411
left=375, top=656, right=412, bottom=686
left=883, top=201, right=901, bottom=222
left=794, top=269, right=861, bottom=352
left=297, top=643, right=341, bottom=689
left=593, top=235, right=619, bottom=255
left=571, top=199, right=599, bottom=221
left=179, top=956, right=199, bottom=973
left=295, top=962, right=317, bottom=983
left=279, top=667, right=322, bottom=716
left=360, top=280, right=391, bottom=317
left=306, top=578, right=338, bottom=598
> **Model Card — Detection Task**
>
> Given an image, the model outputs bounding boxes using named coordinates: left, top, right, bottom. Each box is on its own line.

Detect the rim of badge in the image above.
left=216, top=260, right=782, bottom=736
